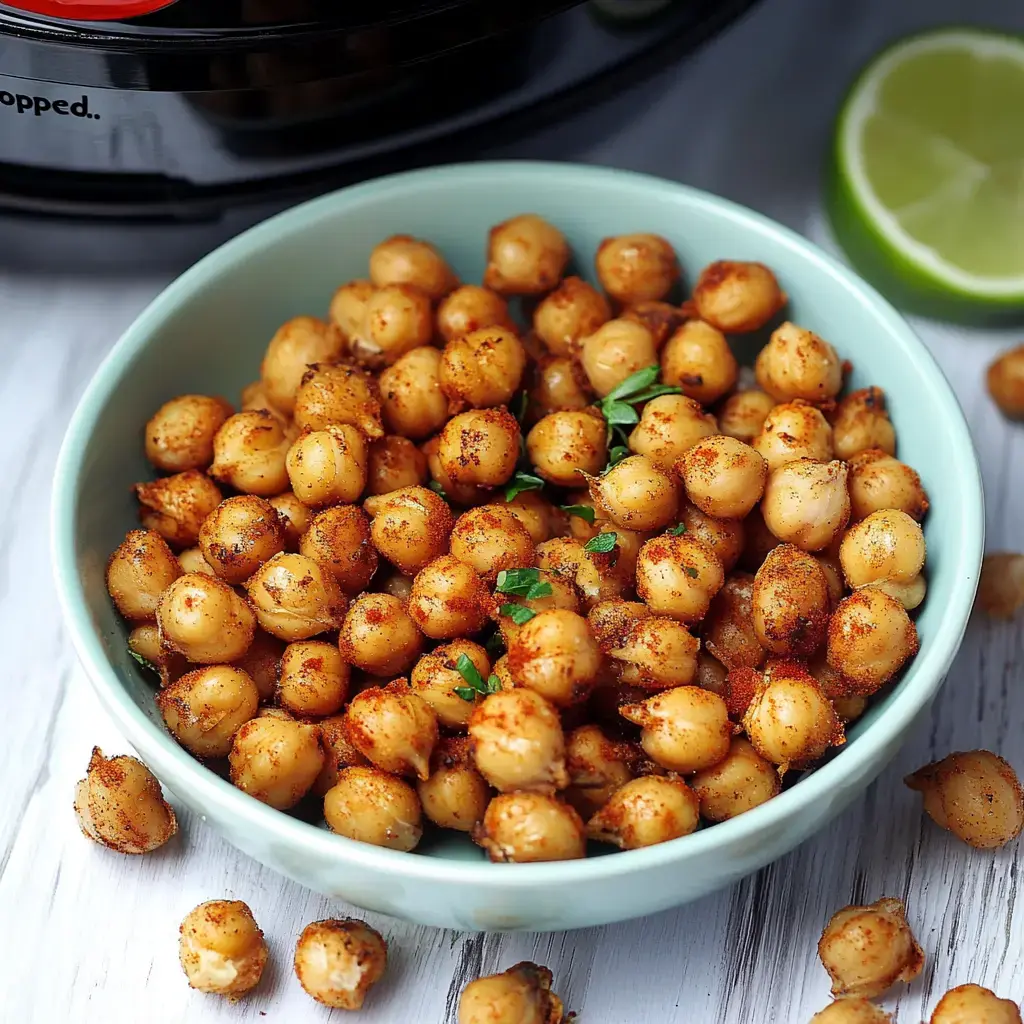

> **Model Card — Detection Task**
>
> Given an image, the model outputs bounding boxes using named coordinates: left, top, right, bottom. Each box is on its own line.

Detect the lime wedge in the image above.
left=827, top=28, right=1024, bottom=322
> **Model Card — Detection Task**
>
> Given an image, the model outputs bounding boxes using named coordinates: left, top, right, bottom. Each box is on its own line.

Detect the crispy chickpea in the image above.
left=505, top=609, right=601, bottom=707
left=313, top=715, right=369, bottom=796
left=762, top=458, right=851, bottom=551
left=753, top=400, right=834, bottom=472
left=872, top=574, right=928, bottom=611
left=586, top=599, right=651, bottom=651
left=620, top=686, right=731, bottom=773
left=410, top=640, right=490, bottom=728
left=379, top=346, right=448, bottom=439
left=533, top=276, right=611, bottom=355
left=294, top=918, right=387, bottom=1011
left=418, top=738, right=491, bottom=831
left=580, top=319, right=658, bottom=397
left=527, top=408, right=608, bottom=486
left=423, top=434, right=490, bottom=507
left=437, top=284, right=515, bottom=342
left=930, top=985, right=1023, bottom=1024
left=228, top=715, right=323, bottom=809
left=703, top=572, right=765, bottom=668
left=810, top=998, right=894, bottom=1023
left=339, top=594, right=424, bottom=677
left=450, top=505, right=535, bottom=581
left=484, top=213, right=569, bottom=295
left=366, top=435, right=427, bottom=495
left=145, top=394, right=233, bottom=473
left=285, top=423, right=368, bottom=508
left=157, top=573, right=255, bottom=662
left=987, top=344, right=1024, bottom=419
left=197, top=495, right=287, bottom=585
left=178, top=546, right=216, bottom=575
left=978, top=552, right=1024, bottom=619
left=440, top=326, right=527, bottom=412
left=563, top=724, right=636, bottom=818
left=179, top=900, right=268, bottom=998
left=293, top=362, right=383, bottom=438
left=531, top=353, right=593, bottom=414
left=476, top=792, right=585, bottom=862
left=364, top=485, right=453, bottom=576
left=537, top=536, right=624, bottom=608
left=209, top=411, right=291, bottom=497
left=73, top=747, right=177, bottom=854
left=906, top=750, right=1024, bottom=850
left=751, top=544, right=831, bottom=657
left=635, top=533, right=725, bottom=623
left=343, top=684, right=438, bottom=780
left=106, top=528, right=182, bottom=621
left=587, top=454, right=679, bottom=532
left=628, top=394, right=718, bottom=473
left=408, top=554, right=492, bottom=638
left=328, top=278, right=375, bottom=343
left=469, top=688, right=568, bottom=793
left=827, top=587, right=919, bottom=695
left=690, top=736, right=780, bottom=821
left=848, top=449, right=929, bottom=522
left=660, top=320, right=738, bottom=405
left=323, top=766, right=422, bottom=851
left=261, top=315, right=344, bottom=415
left=609, top=615, right=699, bottom=690
left=677, top=435, right=766, bottom=520
left=299, top=505, right=378, bottom=593
left=839, top=509, right=926, bottom=591
left=678, top=502, right=745, bottom=572
left=357, top=283, right=433, bottom=366
left=818, top=897, right=924, bottom=999
left=157, top=666, right=260, bottom=758
left=459, top=962, right=564, bottom=1024
left=135, top=470, right=223, bottom=548
left=439, top=413, right=521, bottom=495
left=596, top=233, right=678, bottom=304
left=588, top=774, right=699, bottom=849
left=621, top=300, right=687, bottom=348
left=232, top=630, right=284, bottom=702
left=691, top=260, right=786, bottom=332
left=755, top=321, right=843, bottom=403
left=500, top=490, right=559, bottom=545
left=267, top=491, right=308, bottom=549
left=245, top=552, right=348, bottom=641
left=370, top=233, right=455, bottom=299
left=277, top=640, right=349, bottom=716
left=810, top=654, right=867, bottom=722
left=718, top=389, right=776, bottom=443
left=832, top=387, right=896, bottom=460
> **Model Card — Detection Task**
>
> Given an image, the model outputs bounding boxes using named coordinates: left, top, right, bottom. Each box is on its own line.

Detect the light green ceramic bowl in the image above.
left=52, top=162, right=983, bottom=932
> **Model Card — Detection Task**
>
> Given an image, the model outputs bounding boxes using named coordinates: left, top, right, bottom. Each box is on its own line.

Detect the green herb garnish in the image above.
left=427, top=479, right=449, bottom=501
left=500, top=603, right=537, bottom=625
left=504, top=471, right=545, bottom=502
left=495, top=568, right=552, bottom=600
left=606, top=445, right=630, bottom=469
left=560, top=504, right=597, bottom=525
left=584, top=532, right=618, bottom=554
left=668, top=523, right=688, bottom=535
left=453, top=653, right=503, bottom=702
left=511, top=390, right=529, bottom=423
left=127, top=647, right=158, bottom=674
left=598, top=365, right=681, bottom=444
left=484, top=631, right=506, bottom=659
left=685, top=565, right=699, bottom=578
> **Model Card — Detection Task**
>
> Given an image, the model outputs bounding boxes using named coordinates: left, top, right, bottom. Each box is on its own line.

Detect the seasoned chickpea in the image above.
left=293, top=362, right=383, bottom=438
left=596, top=233, right=678, bottom=304
left=505, top=609, right=601, bottom=707
left=580, top=319, right=658, bottom=397
left=628, top=394, right=718, bottom=472
left=635, top=533, right=725, bottom=623
left=500, top=490, right=559, bottom=545
left=145, top=394, right=233, bottom=473
left=267, top=491, right=308, bottom=549
left=484, top=213, right=569, bottom=295
left=496, top=570, right=579, bottom=644
left=718, top=389, right=776, bottom=443
left=135, top=470, right=223, bottom=548
left=839, top=509, right=926, bottom=590
left=323, top=766, right=422, bottom=851
left=987, top=344, right=1024, bottom=419
left=107, top=529, right=182, bottom=621
left=450, top=505, right=535, bottom=581
left=418, top=738, right=491, bottom=831
left=261, top=315, right=344, bottom=414
left=537, top=535, right=624, bottom=608
left=229, top=715, right=323, bottom=809
left=810, top=998, right=894, bottom=1023
left=661, top=320, right=738, bottom=405
left=588, top=774, right=699, bottom=849
left=240, top=379, right=275, bottom=413
left=475, top=792, right=585, bottom=862
left=531, top=353, right=593, bottom=414
left=905, top=750, right=1024, bottom=849
left=157, top=573, right=255, bottom=662
left=621, top=686, right=731, bottom=773
left=703, top=572, right=765, bottom=668
left=411, top=640, right=490, bottom=728
left=930, top=985, right=1023, bottom=1024
left=818, top=897, right=924, bottom=999
left=423, top=434, right=490, bottom=507
left=677, top=435, right=767, bottom=520
left=755, top=322, right=842, bottom=403
left=74, top=747, right=177, bottom=854
left=609, top=615, right=699, bottom=690
left=294, top=918, right=387, bottom=1011
left=437, top=284, right=515, bottom=342
left=364, top=485, right=453, bottom=576
left=339, top=594, right=424, bottom=676
left=278, top=640, right=350, bottom=717
left=690, top=736, right=780, bottom=821
left=563, top=724, right=636, bottom=818
left=285, top=424, right=368, bottom=508
left=827, top=587, right=919, bottom=694
left=753, top=400, right=834, bottom=471
left=313, top=715, right=369, bottom=796
left=587, top=454, right=679, bottom=532
left=379, top=346, right=448, bottom=439
left=232, top=629, right=284, bottom=702
left=179, top=900, right=268, bottom=998
left=978, top=552, right=1024, bottom=619
left=198, top=495, right=287, bottom=585
left=245, top=552, right=348, bottom=641
left=178, top=546, right=216, bottom=575
left=299, top=505, right=378, bottom=593
left=527, top=408, right=608, bottom=485
left=533, top=276, right=611, bottom=355
left=437, top=408, right=521, bottom=489
left=209, top=410, right=291, bottom=497
left=408, top=554, right=492, bottom=638
left=328, top=279, right=375, bottom=343
left=469, top=688, right=568, bottom=792
left=157, top=666, right=260, bottom=758
left=848, top=449, right=929, bottom=522
left=810, top=653, right=867, bottom=722
left=440, top=326, right=526, bottom=412
left=751, top=544, right=831, bottom=656
left=370, top=233, right=455, bottom=299
left=691, top=260, right=786, bottom=332
left=622, top=299, right=687, bottom=348
left=366, top=435, right=427, bottom=495
left=586, top=599, right=652, bottom=651
left=357, top=283, right=433, bottom=366
left=343, top=684, right=437, bottom=780
left=459, top=963, right=564, bottom=1024
left=677, top=502, right=745, bottom=572
left=832, top=387, right=896, bottom=460
left=761, top=458, right=850, bottom=551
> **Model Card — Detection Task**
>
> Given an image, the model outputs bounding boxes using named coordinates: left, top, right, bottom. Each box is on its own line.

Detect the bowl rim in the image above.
left=52, top=160, right=984, bottom=889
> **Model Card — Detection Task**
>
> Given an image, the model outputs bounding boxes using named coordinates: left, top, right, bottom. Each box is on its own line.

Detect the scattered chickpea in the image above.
left=458, top=962, right=564, bottom=1024
left=506, top=608, right=602, bottom=707
left=179, top=900, right=268, bottom=998
left=475, top=792, right=585, bottom=862
left=418, top=738, right=492, bottom=832
left=831, top=386, right=896, bottom=460
left=531, top=353, right=593, bottom=415
left=677, top=435, right=767, bottom=520
left=323, top=766, right=423, bottom=851
left=285, top=423, right=368, bottom=508
left=229, top=715, right=324, bottom=809
left=628, top=394, right=718, bottom=472
left=197, top=494, right=287, bottom=585
left=677, top=502, right=746, bottom=572
left=440, top=326, right=526, bottom=412
left=329, top=279, right=375, bottom=344
left=761, top=458, right=850, bottom=551
left=438, top=284, right=515, bottom=342
left=260, top=315, right=344, bottom=415
left=809, top=998, right=894, bottom=1023
left=408, top=554, right=492, bottom=638
left=379, top=346, right=449, bottom=439
left=661, top=319, right=738, bottom=405
left=718, top=389, right=776, bottom=444
left=484, top=213, right=569, bottom=295
left=751, top=544, right=831, bottom=656
left=930, top=984, right=1023, bottom=1024
left=145, top=394, right=233, bottom=473
left=596, top=232, right=679, bottom=304
left=106, top=528, right=182, bottom=621
left=580, top=319, right=659, bottom=397
left=294, top=918, right=388, bottom=1010
left=339, top=593, right=424, bottom=677
left=438, top=408, right=521, bottom=488
left=691, top=260, right=786, bottom=332
left=267, top=491, right=308, bottom=549
left=450, top=504, right=536, bottom=581
left=690, top=736, right=780, bottom=821
left=157, top=665, right=260, bottom=758
left=358, top=283, right=433, bottom=366
left=753, top=400, right=834, bottom=471
left=839, top=509, right=926, bottom=590
left=587, top=454, right=679, bottom=531
left=609, top=614, right=699, bottom=689
left=245, top=552, right=348, bottom=641
left=299, top=504, right=378, bottom=593
left=278, top=640, right=350, bottom=717
left=157, top=572, right=256, bottom=663
left=210, top=410, right=292, bottom=497
left=977, top=552, right=1024, bottom=619
left=847, top=449, right=929, bottom=523
left=370, top=233, right=455, bottom=299
left=135, top=470, right=223, bottom=548
left=344, top=684, right=438, bottom=780
left=635, top=532, right=725, bottom=623
left=527, top=408, right=608, bottom=486
left=533, top=276, right=611, bottom=355
left=986, top=343, right=1024, bottom=419
left=588, top=774, right=699, bottom=849
left=755, top=322, right=842, bottom=403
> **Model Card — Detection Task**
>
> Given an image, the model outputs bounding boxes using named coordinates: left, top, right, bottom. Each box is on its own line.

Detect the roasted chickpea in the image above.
left=587, top=454, right=679, bottom=532
left=848, top=449, right=929, bottom=523
left=596, top=233, right=678, bottom=304
left=267, top=491, right=308, bottom=549
left=500, top=490, right=559, bottom=545
left=627, top=394, right=718, bottom=472
left=533, top=276, right=611, bottom=355
left=408, top=554, right=492, bottom=638
left=905, top=750, right=1024, bottom=849
left=831, top=387, right=896, bottom=460
left=676, top=435, right=766, bottom=520
left=620, top=686, right=731, bottom=773
left=339, top=594, right=424, bottom=677
left=328, top=279, right=374, bottom=343
left=209, top=410, right=291, bottom=497
left=751, top=544, right=831, bottom=656
left=313, top=715, right=369, bottom=795
left=323, top=766, right=422, bottom=851
left=357, top=283, right=433, bottom=366
left=450, top=505, right=535, bottom=581
left=379, top=346, right=448, bottom=439
left=437, top=408, right=521, bottom=488
left=299, top=505, right=378, bottom=593
left=505, top=609, right=601, bottom=707
left=440, top=326, right=526, bottom=412
left=496, top=571, right=580, bottom=648
left=531, top=353, right=593, bottom=414
left=245, top=552, right=348, bottom=641
left=197, top=495, right=287, bottom=585
left=365, top=435, right=428, bottom=496
left=418, top=738, right=491, bottom=831
left=621, top=300, right=687, bottom=348
left=562, top=724, right=637, bottom=818
left=718, top=389, right=776, bottom=443
left=761, top=459, right=851, bottom=551
left=810, top=653, right=867, bottom=722
left=987, top=344, right=1024, bottom=419
left=475, top=792, right=585, bottom=862
left=660, top=320, right=738, bottom=405
left=930, top=985, right=1023, bottom=1024
left=459, top=962, right=564, bottom=1024
left=228, top=715, right=323, bottom=809
left=818, top=897, right=924, bottom=999
left=261, top=315, right=344, bottom=415
left=752, top=399, right=834, bottom=472
left=277, top=640, right=349, bottom=716
left=691, top=260, right=786, bottom=332
left=527, top=408, right=608, bottom=486
left=978, top=552, right=1024, bottom=619
left=484, top=213, right=569, bottom=295
left=410, top=640, right=490, bottom=729
left=469, top=688, right=568, bottom=793
left=755, top=321, right=842, bottom=403
left=157, top=573, right=255, bottom=662
left=134, top=470, right=223, bottom=548
left=343, top=684, right=438, bottom=780
left=587, top=774, right=699, bottom=849
left=827, top=587, right=919, bottom=695
left=537, top=536, right=624, bottom=609
left=107, top=528, right=182, bottom=621
left=362, top=485, right=452, bottom=577
left=609, top=615, right=699, bottom=690
left=635, top=533, right=725, bottom=623
left=179, top=900, right=268, bottom=998
left=422, top=434, right=489, bottom=507
left=157, top=666, right=260, bottom=758
left=839, top=509, right=926, bottom=591
left=437, top=284, right=515, bottom=342
left=178, top=546, right=216, bottom=576
left=285, top=424, right=368, bottom=508
left=580, top=319, right=658, bottom=397
left=128, top=623, right=187, bottom=685
left=145, top=394, right=233, bottom=473
left=294, top=918, right=387, bottom=1011
left=231, top=629, right=284, bottom=702
left=810, top=999, right=894, bottom=1023
left=370, top=233, right=455, bottom=299
left=689, top=736, right=780, bottom=821
left=293, top=362, right=383, bottom=438
left=677, top=502, right=745, bottom=572
left=701, top=573, right=764, bottom=668
left=240, top=379, right=275, bottom=413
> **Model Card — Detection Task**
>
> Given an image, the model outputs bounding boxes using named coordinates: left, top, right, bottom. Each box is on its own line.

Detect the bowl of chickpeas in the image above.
left=53, top=161, right=983, bottom=932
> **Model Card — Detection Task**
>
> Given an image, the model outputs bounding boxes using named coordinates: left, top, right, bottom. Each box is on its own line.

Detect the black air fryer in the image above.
left=0, top=0, right=760, bottom=270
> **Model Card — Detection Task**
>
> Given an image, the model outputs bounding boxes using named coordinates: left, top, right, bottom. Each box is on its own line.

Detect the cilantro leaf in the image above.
left=668, top=523, right=688, bottom=535
left=501, top=602, right=536, bottom=625
left=603, top=401, right=640, bottom=427
left=453, top=686, right=479, bottom=702
left=127, top=647, right=158, bottom=673
left=486, top=674, right=503, bottom=694
left=685, top=565, right=699, bottom=578
left=511, top=391, right=529, bottom=423
left=496, top=568, right=543, bottom=596
left=584, top=532, right=618, bottom=554
left=456, top=653, right=485, bottom=691
left=525, top=581, right=552, bottom=600
left=607, top=446, right=629, bottom=468
left=604, top=364, right=661, bottom=404
left=427, top=479, right=449, bottom=501
left=560, top=504, right=596, bottom=525
left=505, top=471, right=545, bottom=501
left=484, top=631, right=506, bottom=659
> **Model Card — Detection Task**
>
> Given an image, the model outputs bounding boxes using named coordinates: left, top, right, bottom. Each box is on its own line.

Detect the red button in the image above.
left=5, top=0, right=176, bottom=19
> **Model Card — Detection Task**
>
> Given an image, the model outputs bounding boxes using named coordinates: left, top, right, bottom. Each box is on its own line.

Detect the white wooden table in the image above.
left=2, top=0, right=1023, bottom=1020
